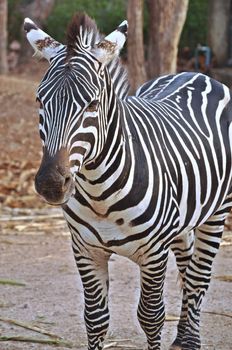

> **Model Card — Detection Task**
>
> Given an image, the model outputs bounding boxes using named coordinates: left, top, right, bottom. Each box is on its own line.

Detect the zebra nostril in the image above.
left=55, top=165, right=72, bottom=191
left=62, top=174, right=72, bottom=192
left=56, top=165, right=66, bottom=177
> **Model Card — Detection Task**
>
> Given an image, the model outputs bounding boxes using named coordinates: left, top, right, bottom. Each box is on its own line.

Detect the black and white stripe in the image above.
left=33, top=14, right=232, bottom=350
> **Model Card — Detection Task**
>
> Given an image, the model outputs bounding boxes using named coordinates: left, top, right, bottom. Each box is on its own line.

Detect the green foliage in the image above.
left=46, top=0, right=209, bottom=52
left=180, top=0, right=209, bottom=50
left=8, top=0, right=24, bottom=43
left=46, top=0, right=127, bottom=43
left=7, top=0, right=209, bottom=55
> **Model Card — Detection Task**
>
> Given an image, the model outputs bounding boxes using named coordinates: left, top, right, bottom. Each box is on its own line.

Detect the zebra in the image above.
left=24, top=13, right=232, bottom=350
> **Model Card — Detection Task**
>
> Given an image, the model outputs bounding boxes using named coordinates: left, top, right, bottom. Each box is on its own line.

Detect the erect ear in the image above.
left=92, top=20, right=128, bottom=65
left=24, top=18, right=64, bottom=62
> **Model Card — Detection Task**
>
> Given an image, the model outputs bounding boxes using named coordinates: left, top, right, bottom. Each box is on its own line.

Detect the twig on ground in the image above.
left=0, top=301, right=14, bottom=308
left=0, top=335, right=73, bottom=348
left=0, top=279, right=26, bottom=286
left=203, top=311, right=232, bottom=319
left=214, top=275, right=232, bottom=282
left=103, top=342, right=118, bottom=349
left=221, top=241, right=232, bottom=246
left=165, top=314, right=179, bottom=321
left=0, top=317, right=62, bottom=339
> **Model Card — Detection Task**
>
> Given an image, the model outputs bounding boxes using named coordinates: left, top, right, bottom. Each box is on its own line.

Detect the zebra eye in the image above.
left=86, top=100, right=99, bottom=112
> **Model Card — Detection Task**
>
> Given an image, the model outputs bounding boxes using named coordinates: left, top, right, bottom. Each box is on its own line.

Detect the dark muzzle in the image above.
left=35, top=148, right=74, bottom=205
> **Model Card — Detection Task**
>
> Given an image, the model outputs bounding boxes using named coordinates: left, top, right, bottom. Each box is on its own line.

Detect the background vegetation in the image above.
left=8, top=0, right=208, bottom=51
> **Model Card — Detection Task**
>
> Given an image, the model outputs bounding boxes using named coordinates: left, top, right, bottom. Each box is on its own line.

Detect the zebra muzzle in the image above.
left=35, top=148, right=74, bottom=205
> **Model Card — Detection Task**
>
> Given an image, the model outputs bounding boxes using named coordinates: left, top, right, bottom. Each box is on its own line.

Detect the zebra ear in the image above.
left=93, top=20, right=128, bottom=65
left=24, top=18, right=64, bottom=62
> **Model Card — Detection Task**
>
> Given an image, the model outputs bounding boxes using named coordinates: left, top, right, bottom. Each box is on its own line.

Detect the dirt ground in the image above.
left=0, top=63, right=232, bottom=350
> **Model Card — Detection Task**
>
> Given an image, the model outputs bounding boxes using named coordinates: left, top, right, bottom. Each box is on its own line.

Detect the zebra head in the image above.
left=24, top=13, right=128, bottom=205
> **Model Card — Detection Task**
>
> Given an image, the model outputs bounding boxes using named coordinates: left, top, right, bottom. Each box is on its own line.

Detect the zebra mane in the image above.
left=66, top=12, right=100, bottom=59
left=66, top=12, right=129, bottom=100
left=108, top=57, right=129, bottom=100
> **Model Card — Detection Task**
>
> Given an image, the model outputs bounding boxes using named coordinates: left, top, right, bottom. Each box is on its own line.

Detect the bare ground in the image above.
left=0, top=213, right=232, bottom=350
left=0, top=64, right=232, bottom=350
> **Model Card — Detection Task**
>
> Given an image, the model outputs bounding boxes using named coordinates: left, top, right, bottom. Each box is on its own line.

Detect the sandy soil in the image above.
left=0, top=65, right=232, bottom=350
left=0, top=213, right=232, bottom=350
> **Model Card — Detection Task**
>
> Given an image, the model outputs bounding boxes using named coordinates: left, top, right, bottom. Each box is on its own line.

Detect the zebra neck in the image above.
left=76, top=98, right=131, bottom=194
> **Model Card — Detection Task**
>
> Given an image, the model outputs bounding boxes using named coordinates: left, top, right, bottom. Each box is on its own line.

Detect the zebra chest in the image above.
left=63, top=197, right=146, bottom=257
left=88, top=199, right=110, bottom=217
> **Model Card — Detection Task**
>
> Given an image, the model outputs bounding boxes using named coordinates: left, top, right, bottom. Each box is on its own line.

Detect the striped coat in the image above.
left=24, top=13, right=232, bottom=350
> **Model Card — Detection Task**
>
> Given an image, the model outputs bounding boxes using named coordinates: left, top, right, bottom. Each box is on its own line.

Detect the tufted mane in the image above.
left=65, top=12, right=129, bottom=99
left=66, top=12, right=99, bottom=59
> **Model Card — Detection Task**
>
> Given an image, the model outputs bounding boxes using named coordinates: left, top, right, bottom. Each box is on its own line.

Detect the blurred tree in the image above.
left=19, top=0, right=55, bottom=24
left=46, top=0, right=126, bottom=43
left=207, top=0, right=230, bottom=66
left=146, top=0, right=188, bottom=78
left=8, top=0, right=209, bottom=73
left=180, top=0, right=208, bottom=50
left=127, top=0, right=147, bottom=92
left=0, top=0, right=8, bottom=74
left=19, top=0, right=55, bottom=61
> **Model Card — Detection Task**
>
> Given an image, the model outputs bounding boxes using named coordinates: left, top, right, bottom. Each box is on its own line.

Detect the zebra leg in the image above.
left=72, top=242, right=110, bottom=350
left=180, top=205, right=231, bottom=349
left=169, top=231, right=195, bottom=350
left=137, top=250, right=169, bottom=350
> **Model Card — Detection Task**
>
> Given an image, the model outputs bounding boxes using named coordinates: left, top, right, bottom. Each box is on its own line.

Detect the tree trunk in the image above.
left=0, top=0, right=8, bottom=74
left=127, top=0, right=147, bottom=93
left=146, top=0, right=188, bottom=79
left=207, top=0, right=230, bottom=66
